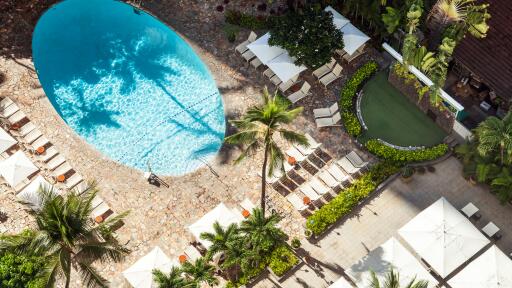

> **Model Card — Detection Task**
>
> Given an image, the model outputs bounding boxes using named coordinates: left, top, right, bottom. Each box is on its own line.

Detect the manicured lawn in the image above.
left=359, top=71, right=447, bottom=147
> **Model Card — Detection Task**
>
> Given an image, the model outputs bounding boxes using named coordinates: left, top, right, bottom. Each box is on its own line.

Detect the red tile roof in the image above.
left=453, top=0, right=512, bottom=99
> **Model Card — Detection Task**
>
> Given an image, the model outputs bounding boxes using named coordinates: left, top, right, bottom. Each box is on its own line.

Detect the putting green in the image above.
left=359, top=71, right=446, bottom=147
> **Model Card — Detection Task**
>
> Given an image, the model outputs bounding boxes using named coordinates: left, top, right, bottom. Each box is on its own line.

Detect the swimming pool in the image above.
left=32, top=0, right=225, bottom=175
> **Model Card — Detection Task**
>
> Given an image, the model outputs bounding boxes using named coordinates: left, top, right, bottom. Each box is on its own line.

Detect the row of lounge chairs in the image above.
left=0, top=96, right=114, bottom=224
left=313, top=58, right=344, bottom=87
left=314, top=102, right=341, bottom=128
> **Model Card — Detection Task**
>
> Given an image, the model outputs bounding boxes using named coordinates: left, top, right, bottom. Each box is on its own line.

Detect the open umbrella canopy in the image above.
left=398, top=197, right=489, bottom=278
left=0, top=151, right=38, bottom=188
left=16, top=175, right=59, bottom=210
left=267, top=52, right=306, bottom=83
left=324, top=6, right=350, bottom=30
left=122, top=247, right=178, bottom=288
left=247, top=32, right=286, bottom=64
left=346, top=237, right=437, bottom=287
left=0, top=128, right=17, bottom=154
left=341, top=23, right=370, bottom=56
left=188, top=202, right=242, bottom=249
left=448, top=245, right=512, bottom=288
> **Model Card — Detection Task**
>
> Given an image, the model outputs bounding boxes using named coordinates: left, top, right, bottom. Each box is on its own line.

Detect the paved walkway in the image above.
left=271, top=157, right=512, bottom=288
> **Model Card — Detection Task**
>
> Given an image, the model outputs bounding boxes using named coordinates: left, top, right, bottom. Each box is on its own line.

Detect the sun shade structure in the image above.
left=188, top=202, right=242, bottom=249
left=0, top=128, right=17, bottom=154
left=267, top=52, right=306, bottom=83
left=123, top=247, right=178, bottom=288
left=246, top=32, right=286, bottom=64
left=0, top=151, right=38, bottom=188
left=448, top=245, right=512, bottom=288
left=324, top=6, right=350, bottom=29
left=398, top=197, right=489, bottom=278
left=16, top=175, right=58, bottom=210
left=346, top=237, right=437, bottom=287
left=341, top=23, right=370, bottom=56
left=328, top=276, right=354, bottom=288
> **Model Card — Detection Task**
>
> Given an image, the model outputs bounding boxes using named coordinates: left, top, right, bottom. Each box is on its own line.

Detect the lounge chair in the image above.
left=31, top=136, right=50, bottom=150
left=284, top=160, right=294, bottom=172
left=53, top=162, right=73, bottom=177
left=250, top=57, right=262, bottom=69
left=335, top=49, right=347, bottom=57
left=305, top=133, right=322, bottom=149
left=319, top=64, right=343, bottom=87
left=91, top=202, right=112, bottom=222
left=278, top=76, right=299, bottom=93
left=313, top=102, right=339, bottom=118
left=343, top=51, right=363, bottom=63
left=74, top=181, right=89, bottom=195
left=22, top=129, right=43, bottom=144
left=294, top=142, right=314, bottom=157
left=258, top=168, right=283, bottom=184
left=315, top=113, right=341, bottom=127
left=270, top=75, right=282, bottom=86
left=0, top=103, right=19, bottom=118
left=91, top=196, right=104, bottom=209
left=0, top=97, right=14, bottom=109
left=327, top=163, right=350, bottom=184
left=299, top=183, right=322, bottom=203
left=263, top=68, right=275, bottom=79
left=37, top=146, right=58, bottom=163
left=240, top=198, right=256, bottom=212
left=184, top=245, right=202, bottom=261
left=318, top=170, right=339, bottom=188
left=12, top=122, right=35, bottom=137
left=337, top=157, right=361, bottom=175
left=242, top=50, right=256, bottom=62
left=309, top=177, right=330, bottom=195
left=65, top=173, right=83, bottom=189
left=46, top=155, right=66, bottom=171
left=312, top=57, right=337, bottom=79
left=235, top=31, right=257, bottom=54
left=285, top=146, right=307, bottom=162
left=8, top=110, right=26, bottom=125
left=287, top=81, right=311, bottom=104
left=346, top=151, right=369, bottom=169
left=286, top=193, right=309, bottom=213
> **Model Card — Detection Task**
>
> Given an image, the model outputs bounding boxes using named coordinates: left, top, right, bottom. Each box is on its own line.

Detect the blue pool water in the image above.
left=32, top=0, right=225, bottom=175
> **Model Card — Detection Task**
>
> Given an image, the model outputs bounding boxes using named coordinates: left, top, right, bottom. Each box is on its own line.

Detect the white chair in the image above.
left=8, top=110, right=26, bottom=125
left=184, top=245, right=202, bottom=261
left=46, top=155, right=66, bottom=170
left=263, top=68, right=275, bottom=79
left=287, top=81, right=311, bottom=104
left=286, top=193, right=309, bottom=213
left=309, top=177, right=330, bottom=195
left=22, top=129, right=43, bottom=144
left=305, top=133, right=321, bottom=149
left=346, top=151, right=368, bottom=169
left=270, top=75, right=282, bottom=86
left=53, top=162, right=73, bottom=177
left=0, top=97, right=14, bottom=109
left=337, top=157, right=361, bottom=175
left=12, top=122, right=35, bottom=137
left=65, top=173, right=83, bottom=189
left=319, top=64, right=343, bottom=87
left=335, top=49, right=347, bottom=57
left=285, top=146, right=307, bottom=162
left=37, top=146, right=58, bottom=163
left=313, top=102, right=339, bottom=118
left=0, top=103, right=19, bottom=118
left=318, top=171, right=339, bottom=188
left=327, top=163, right=350, bottom=184
left=312, top=58, right=336, bottom=79
left=278, top=76, right=299, bottom=93
left=242, top=50, right=256, bottom=62
left=235, top=31, right=257, bottom=54
left=299, top=183, right=322, bottom=203
left=250, top=57, right=262, bottom=69
left=343, top=51, right=362, bottom=63
left=315, top=113, right=341, bottom=127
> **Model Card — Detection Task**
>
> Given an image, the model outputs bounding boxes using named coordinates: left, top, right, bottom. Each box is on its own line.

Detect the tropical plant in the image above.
left=0, top=184, right=130, bottom=288
left=269, top=6, right=344, bottom=68
left=491, top=168, right=512, bottom=204
left=0, top=248, right=46, bottom=288
left=365, top=139, right=448, bottom=163
left=152, top=267, right=192, bottom=288
left=369, top=269, right=429, bottom=288
left=382, top=7, right=402, bottom=34
left=200, top=222, right=239, bottom=259
left=225, top=88, right=307, bottom=214
left=240, top=208, right=286, bottom=254
left=181, top=257, right=219, bottom=287
left=474, top=113, right=512, bottom=165
left=427, top=36, right=456, bottom=106
left=267, top=245, right=298, bottom=276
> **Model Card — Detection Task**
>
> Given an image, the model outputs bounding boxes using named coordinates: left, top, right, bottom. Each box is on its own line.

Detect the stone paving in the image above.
left=0, top=0, right=382, bottom=287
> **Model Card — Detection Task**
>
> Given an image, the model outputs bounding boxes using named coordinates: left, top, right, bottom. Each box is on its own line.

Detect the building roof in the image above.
left=453, top=0, right=512, bottom=99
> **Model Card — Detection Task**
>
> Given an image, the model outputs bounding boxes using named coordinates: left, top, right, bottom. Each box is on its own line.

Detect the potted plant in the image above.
left=304, top=229, right=313, bottom=239
left=400, top=166, right=414, bottom=183
left=291, top=237, right=301, bottom=249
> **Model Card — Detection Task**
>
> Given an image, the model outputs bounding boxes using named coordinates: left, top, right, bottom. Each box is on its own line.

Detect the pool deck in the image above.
left=0, top=1, right=383, bottom=286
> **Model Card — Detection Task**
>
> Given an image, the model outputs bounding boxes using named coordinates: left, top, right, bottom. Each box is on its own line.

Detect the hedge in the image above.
left=339, top=61, right=378, bottom=137
left=268, top=245, right=299, bottom=277
left=306, top=162, right=399, bottom=235
left=225, top=10, right=273, bottom=30
left=365, top=139, right=448, bottom=163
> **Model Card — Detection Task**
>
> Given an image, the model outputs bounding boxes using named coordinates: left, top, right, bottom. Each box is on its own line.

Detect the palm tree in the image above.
left=225, top=88, right=307, bottom=214
left=239, top=208, right=286, bottom=254
left=370, top=269, right=429, bottom=288
left=152, top=267, right=192, bottom=288
left=0, top=184, right=130, bottom=288
left=491, top=168, right=512, bottom=204
left=475, top=112, right=512, bottom=165
left=181, top=257, right=219, bottom=287
left=199, top=222, right=239, bottom=259
left=218, top=237, right=261, bottom=282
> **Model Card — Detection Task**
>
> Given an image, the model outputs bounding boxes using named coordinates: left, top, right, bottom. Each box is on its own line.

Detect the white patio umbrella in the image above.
left=324, top=6, right=350, bottom=29
left=246, top=32, right=286, bottom=64
left=0, top=151, right=39, bottom=188
left=122, top=247, right=178, bottom=288
left=346, top=237, right=437, bottom=288
left=0, top=128, right=17, bottom=154
left=329, top=276, right=354, bottom=288
left=188, top=202, right=242, bottom=249
left=341, top=23, right=370, bottom=56
left=448, top=245, right=512, bottom=288
left=398, top=197, right=489, bottom=278
left=267, top=52, right=306, bottom=83
left=17, top=175, right=59, bottom=210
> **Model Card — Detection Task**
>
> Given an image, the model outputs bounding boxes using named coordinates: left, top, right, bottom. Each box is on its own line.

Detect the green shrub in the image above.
left=339, top=61, right=379, bottom=137
left=366, top=139, right=448, bottom=163
left=291, top=238, right=301, bottom=249
left=401, top=166, right=414, bottom=178
left=223, top=24, right=239, bottom=43
left=268, top=246, right=299, bottom=277
left=225, top=10, right=272, bottom=30
left=0, top=252, right=46, bottom=288
left=306, top=162, right=399, bottom=235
